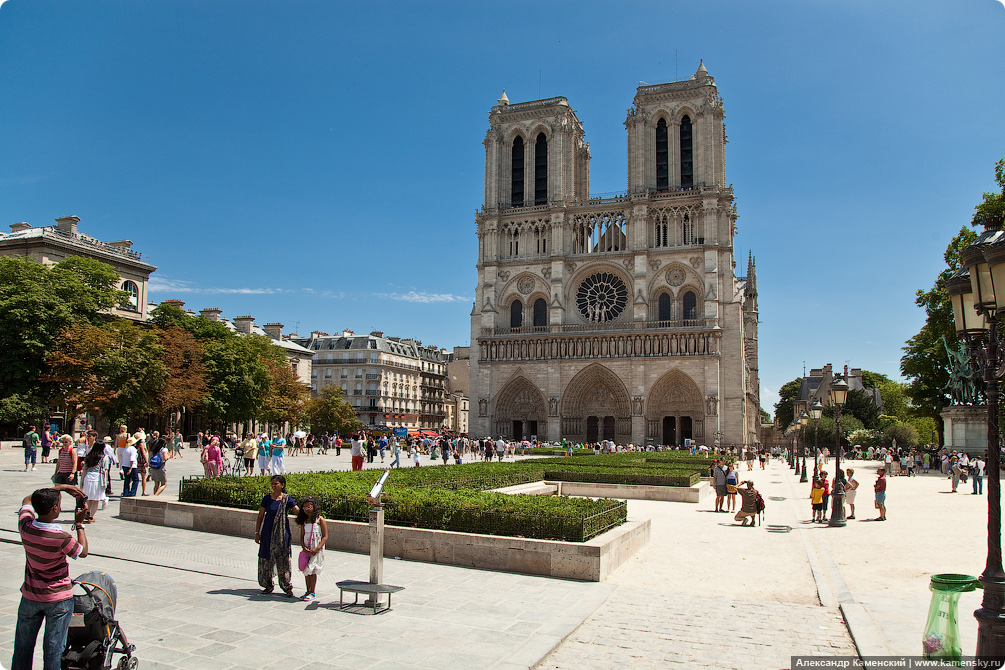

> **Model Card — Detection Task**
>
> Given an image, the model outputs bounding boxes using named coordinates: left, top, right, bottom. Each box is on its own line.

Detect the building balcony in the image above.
left=365, top=373, right=381, bottom=380
left=365, top=390, right=378, bottom=396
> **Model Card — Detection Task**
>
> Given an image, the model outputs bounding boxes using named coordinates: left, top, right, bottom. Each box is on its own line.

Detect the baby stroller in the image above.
left=62, top=571, right=137, bottom=670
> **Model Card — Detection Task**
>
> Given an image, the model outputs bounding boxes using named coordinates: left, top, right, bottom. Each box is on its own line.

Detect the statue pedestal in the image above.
left=941, top=405, right=988, bottom=455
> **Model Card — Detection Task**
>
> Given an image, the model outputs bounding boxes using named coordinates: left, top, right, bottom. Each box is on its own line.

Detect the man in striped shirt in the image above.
left=12, top=484, right=88, bottom=670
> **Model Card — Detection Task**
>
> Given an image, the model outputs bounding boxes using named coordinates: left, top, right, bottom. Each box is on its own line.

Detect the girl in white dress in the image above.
left=295, top=496, right=327, bottom=601
left=81, top=442, right=110, bottom=522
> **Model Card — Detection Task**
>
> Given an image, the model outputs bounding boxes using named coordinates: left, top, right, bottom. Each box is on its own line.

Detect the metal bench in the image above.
left=335, top=580, right=404, bottom=614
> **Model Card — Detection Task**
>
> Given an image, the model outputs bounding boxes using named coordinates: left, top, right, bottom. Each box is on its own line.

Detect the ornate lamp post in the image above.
left=947, top=217, right=1005, bottom=662
left=803, top=399, right=822, bottom=484
left=796, top=411, right=808, bottom=477
left=828, top=377, right=849, bottom=526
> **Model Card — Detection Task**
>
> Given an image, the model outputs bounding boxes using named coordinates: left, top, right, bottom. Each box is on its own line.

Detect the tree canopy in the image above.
left=0, top=256, right=123, bottom=424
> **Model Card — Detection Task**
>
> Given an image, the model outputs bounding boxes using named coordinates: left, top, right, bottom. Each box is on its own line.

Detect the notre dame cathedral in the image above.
left=469, top=62, right=760, bottom=447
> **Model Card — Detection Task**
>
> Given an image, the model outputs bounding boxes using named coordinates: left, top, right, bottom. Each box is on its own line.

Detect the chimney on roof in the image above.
left=370, top=331, right=383, bottom=338
left=55, top=216, right=80, bottom=234
left=200, top=308, right=223, bottom=321
left=10, top=222, right=31, bottom=233
left=106, top=240, right=133, bottom=251
left=342, top=330, right=354, bottom=337
left=233, top=315, right=255, bottom=334
left=161, top=299, right=185, bottom=309
left=263, top=323, right=283, bottom=340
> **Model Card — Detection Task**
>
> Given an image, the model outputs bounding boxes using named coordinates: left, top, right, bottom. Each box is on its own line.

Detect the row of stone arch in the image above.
left=491, top=364, right=705, bottom=441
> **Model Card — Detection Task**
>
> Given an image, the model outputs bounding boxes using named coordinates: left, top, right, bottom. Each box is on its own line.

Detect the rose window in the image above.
left=576, top=272, right=628, bottom=323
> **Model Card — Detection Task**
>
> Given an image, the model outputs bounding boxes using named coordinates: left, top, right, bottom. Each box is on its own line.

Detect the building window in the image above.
left=119, top=280, right=139, bottom=311
left=510, top=300, right=523, bottom=328
left=534, top=133, right=548, bottom=205
left=683, top=290, right=697, bottom=321
left=656, top=118, right=669, bottom=191
left=680, top=115, right=693, bottom=188
left=658, top=293, right=672, bottom=321
left=509, top=229, right=519, bottom=256
left=533, top=298, right=547, bottom=327
left=511, top=137, right=524, bottom=207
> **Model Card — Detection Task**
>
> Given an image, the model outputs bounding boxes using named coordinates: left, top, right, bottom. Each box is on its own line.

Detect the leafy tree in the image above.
left=0, top=256, right=123, bottom=425
left=972, top=159, right=1005, bottom=227
left=901, top=227, right=978, bottom=435
left=843, top=389, right=880, bottom=428
left=304, top=386, right=363, bottom=436
left=150, top=302, right=230, bottom=340
left=200, top=334, right=280, bottom=425
left=259, top=358, right=310, bottom=429
left=760, top=408, right=771, bottom=424
left=154, top=326, right=209, bottom=417
left=774, top=377, right=802, bottom=427
left=909, top=415, right=938, bottom=444
left=44, top=321, right=166, bottom=425
left=799, top=414, right=864, bottom=449
left=883, top=422, right=920, bottom=448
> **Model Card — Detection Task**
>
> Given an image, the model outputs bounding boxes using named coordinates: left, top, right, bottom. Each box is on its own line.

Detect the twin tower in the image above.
left=469, top=62, right=760, bottom=448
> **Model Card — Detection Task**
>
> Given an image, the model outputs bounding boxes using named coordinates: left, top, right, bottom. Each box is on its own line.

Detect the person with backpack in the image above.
left=23, top=425, right=40, bottom=471
left=734, top=480, right=760, bottom=526
left=148, top=431, right=169, bottom=496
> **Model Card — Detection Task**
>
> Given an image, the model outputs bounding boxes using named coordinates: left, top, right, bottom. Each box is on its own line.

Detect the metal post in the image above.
left=365, top=471, right=390, bottom=609
left=975, top=318, right=1005, bottom=662
left=829, top=404, right=847, bottom=526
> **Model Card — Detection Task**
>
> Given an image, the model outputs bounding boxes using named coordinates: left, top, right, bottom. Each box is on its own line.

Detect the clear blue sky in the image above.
left=2, top=0, right=1003, bottom=415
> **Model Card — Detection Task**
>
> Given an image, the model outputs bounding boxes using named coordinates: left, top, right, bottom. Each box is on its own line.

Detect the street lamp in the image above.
left=947, top=216, right=1005, bottom=662
left=804, top=399, right=822, bottom=483
left=796, top=410, right=808, bottom=476
left=828, top=376, right=849, bottom=527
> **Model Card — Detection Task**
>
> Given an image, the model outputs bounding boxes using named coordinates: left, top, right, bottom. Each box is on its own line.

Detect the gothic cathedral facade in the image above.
left=469, top=62, right=760, bottom=447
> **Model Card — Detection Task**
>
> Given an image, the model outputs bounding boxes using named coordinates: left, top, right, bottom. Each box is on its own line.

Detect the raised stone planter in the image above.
left=119, top=497, right=649, bottom=581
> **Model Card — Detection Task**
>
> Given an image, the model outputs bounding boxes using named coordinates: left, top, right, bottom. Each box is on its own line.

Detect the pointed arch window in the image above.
left=508, top=229, right=519, bottom=256
left=535, top=226, right=547, bottom=254
left=510, top=299, right=523, bottom=329
left=656, top=118, right=669, bottom=191
left=511, top=137, right=525, bottom=207
left=680, top=116, right=693, bottom=188
left=682, top=290, right=697, bottom=321
left=534, top=133, right=548, bottom=205
left=658, top=293, right=672, bottom=322
left=533, top=298, right=547, bottom=327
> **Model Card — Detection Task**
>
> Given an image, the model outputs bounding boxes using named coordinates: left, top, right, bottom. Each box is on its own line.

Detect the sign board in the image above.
left=393, top=427, right=408, bottom=439
left=684, top=438, right=693, bottom=448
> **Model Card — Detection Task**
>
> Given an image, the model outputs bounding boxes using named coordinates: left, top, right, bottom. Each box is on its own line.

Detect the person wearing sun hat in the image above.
left=120, top=437, right=139, bottom=497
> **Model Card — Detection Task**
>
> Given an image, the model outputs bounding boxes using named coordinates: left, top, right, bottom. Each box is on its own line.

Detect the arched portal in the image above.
left=493, top=376, right=547, bottom=440
left=646, top=369, right=704, bottom=446
left=561, top=364, right=631, bottom=443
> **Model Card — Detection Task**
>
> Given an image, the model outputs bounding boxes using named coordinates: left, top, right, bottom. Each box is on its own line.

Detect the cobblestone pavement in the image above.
left=537, top=586, right=855, bottom=670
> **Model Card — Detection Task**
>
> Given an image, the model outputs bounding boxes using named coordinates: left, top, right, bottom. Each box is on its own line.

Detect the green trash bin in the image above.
left=923, top=573, right=981, bottom=662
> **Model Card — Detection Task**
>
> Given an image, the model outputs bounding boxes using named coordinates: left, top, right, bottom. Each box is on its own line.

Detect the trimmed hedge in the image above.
left=543, top=467, right=701, bottom=487
left=178, top=470, right=625, bottom=542
left=178, top=453, right=709, bottom=542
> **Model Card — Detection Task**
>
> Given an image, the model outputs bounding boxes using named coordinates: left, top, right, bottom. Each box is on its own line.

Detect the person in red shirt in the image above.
left=874, top=468, right=887, bottom=521
left=12, top=484, right=89, bottom=670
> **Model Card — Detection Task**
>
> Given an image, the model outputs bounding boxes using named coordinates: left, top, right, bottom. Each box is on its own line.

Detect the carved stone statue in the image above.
left=942, top=336, right=982, bottom=406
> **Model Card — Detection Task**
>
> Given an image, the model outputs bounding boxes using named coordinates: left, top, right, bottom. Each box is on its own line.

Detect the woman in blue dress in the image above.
left=255, top=475, right=299, bottom=596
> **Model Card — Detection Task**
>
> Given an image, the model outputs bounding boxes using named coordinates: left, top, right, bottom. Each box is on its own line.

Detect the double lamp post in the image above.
left=945, top=214, right=1005, bottom=661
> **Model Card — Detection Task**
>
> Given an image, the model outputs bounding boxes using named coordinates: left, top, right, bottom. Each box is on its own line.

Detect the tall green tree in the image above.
left=774, top=377, right=802, bottom=427
left=304, top=386, right=363, bottom=436
left=259, top=358, right=310, bottom=429
left=200, top=334, right=281, bottom=425
left=843, top=389, right=880, bottom=428
left=901, top=226, right=978, bottom=434
left=0, top=256, right=123, bottom=424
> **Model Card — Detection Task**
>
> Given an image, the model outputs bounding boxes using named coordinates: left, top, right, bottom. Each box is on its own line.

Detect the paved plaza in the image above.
left=0, top=444, right=994, bottom=669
